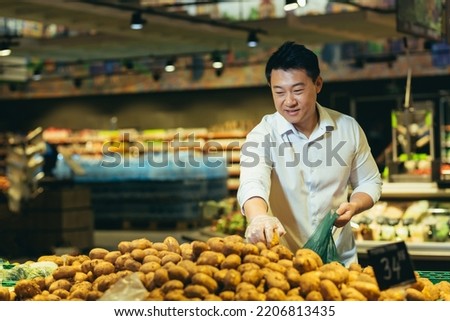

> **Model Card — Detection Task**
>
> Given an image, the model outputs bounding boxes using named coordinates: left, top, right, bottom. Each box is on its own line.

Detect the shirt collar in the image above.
left=275, top=103, right=336, bottom=137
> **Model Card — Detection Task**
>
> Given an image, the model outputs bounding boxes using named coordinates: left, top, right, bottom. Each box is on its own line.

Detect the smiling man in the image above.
left=237, top=41, right=382, bottom=266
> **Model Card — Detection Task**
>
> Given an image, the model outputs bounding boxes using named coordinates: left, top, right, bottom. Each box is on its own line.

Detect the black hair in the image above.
left=265, top=41, right=320, bottom=84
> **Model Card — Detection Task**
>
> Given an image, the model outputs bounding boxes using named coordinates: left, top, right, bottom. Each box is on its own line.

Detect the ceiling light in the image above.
left=0, top=42, right=11, bottom=56
left=247, top=31, right=259, bottom=48
left=32, top=66, right=42, bottom=81
left=164, top=58, right=176, bottom=72
left=284, top=0, right=299, bottom=11
left=211, top=51, right=223, bottom=69
left=130, top=11, right=145, bottom=30
left=297, top=0, right=307, bottom=7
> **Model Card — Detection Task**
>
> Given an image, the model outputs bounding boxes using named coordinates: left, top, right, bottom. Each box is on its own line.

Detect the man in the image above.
left=237, top=41, right=382, bottom=266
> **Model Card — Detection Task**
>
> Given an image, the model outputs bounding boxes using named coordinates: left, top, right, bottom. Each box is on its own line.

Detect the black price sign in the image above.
left=367, top=241, right=416, bottom=290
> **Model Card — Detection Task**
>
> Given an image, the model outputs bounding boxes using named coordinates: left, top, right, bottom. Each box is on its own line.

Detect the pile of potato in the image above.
left=1, top=234, right=449, bottom=301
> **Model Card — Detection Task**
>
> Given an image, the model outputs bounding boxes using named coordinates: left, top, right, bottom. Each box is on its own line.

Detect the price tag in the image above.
left=367, top=241, right=416, bottom=290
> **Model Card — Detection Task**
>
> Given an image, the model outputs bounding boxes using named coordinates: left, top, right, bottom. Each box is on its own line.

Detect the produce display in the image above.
left=0, top=235, right=449, bottom=301
left=352, top=200, right=450, bottom=242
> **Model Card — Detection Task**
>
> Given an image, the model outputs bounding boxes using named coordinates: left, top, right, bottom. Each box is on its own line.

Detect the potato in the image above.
left=235, top=289, right=265, bottom=301
left=191, top=241, right=210, bottom=258
left=204, top=294, right=222, bottom=301
left=191, top=272, right=218, bottom=293
left=223, top=240, right=244, bottom=256
left=93, top=274, right=119, bottom=292
left=161, top=253, right=182, bottom=266
left=48, top=279, right=72, bottom=293
left=237, top=262, right=260, bottom=274
left=265, top=270, right=290, bottom=292
left=73, top=272, right=89, bottom=283
left=223, top=269, right=242, bottom=291
left=131, top=238, right=153, bottom=250
left=319, top=262, right=349, bottom=285
left=168, top=265, right=190, bottom=283
left=295, top=248, right=323, bottom=267
left=260, top=249, right=279, bottom=262
left=241, top=243, right=260, bottom=256
left=221, top=254, right=242, bottom=270
left=298, top=271, right=321, bottom=297
left=152, top=242, right=168, bottom=252
left=241, top=269, right=264, bottom=286
left=320, top=279, right=342, bottom=301
left=196, top=251, right=225, bottom=267
left=422, top=284, right=440, bottom=301
left=142, top=254, right=161, bottom=265
left=103, top=251, right=121, bottom=264
left=348, top=281, right=380, bottom=301
left=266, top=287, right=286, bottom=301
left=264, top=262, right=286, bottom=274
left=161, top=279, right=184, bottom=294
left=293, top=255, right=319, bottom=274
left=196, top=265, right=219, bottom=278
left=153, top=268, right=169, bottom=287
left=38, top=255, right=64, bottom=266
left=305, top=290, right=324, bottom=301
left=89, top=248, right=109, bottom=260
left=164, top=289, right=187, bottom=301
left=70, top=281, right=92, bottom=293
left=52, top=289, right=70, bottom=299
left=163, top=236, right=181, bottom=254
left=15, top=279, right=42, bottom=300
left=219, top=291, right=235, bottom=301
left=340, top=285, right=367, bottom=301
left=207, top=237, right=225, bottom=253
left=271, top=245, right=293, bottom=260
left=93, top=261, right=115, bottom=277
left=118, top=241, right=133, bottom=254
left=378, top=288, right=406, bottom=301
left=86, top=290, right=103, bottom=301
left=243, top=254, right=270, bottom=268
left=52, top=266, right=77, bottom=280
left=0, top=287, right=11, bottom=301
left=184, top=284, right=209, bottom=299
left=177, top=260, right=197, bottom=278
left=131, top=248, right=146, bottom=262
left=180, top=243, right=194, bottom=260
left=286, top=267, right=302, bottom=288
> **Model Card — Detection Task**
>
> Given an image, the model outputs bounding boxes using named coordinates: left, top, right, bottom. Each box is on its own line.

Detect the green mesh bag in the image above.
left=303, top=211, right=340, bottom=264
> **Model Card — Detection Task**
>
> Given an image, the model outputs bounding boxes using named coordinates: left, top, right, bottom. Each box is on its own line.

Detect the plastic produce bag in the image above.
left=99, top=272, right=148, bottom=301
left=303, top=211, right=340, bottom=264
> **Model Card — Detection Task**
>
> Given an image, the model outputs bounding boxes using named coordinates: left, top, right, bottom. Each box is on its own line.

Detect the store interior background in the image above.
left=1, top=0, right=450, bottom=269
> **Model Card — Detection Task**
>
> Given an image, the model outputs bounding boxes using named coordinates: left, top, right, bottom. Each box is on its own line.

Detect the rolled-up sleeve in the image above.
left=350, top=123, right=383, bottom=203
left=237, top=125, right=273, bottom=213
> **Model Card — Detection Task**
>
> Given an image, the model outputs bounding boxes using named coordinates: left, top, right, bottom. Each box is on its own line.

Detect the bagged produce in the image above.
left=303, top=211, right=340, bottom=264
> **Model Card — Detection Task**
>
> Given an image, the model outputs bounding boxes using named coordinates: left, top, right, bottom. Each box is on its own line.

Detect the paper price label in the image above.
left=367, top=241, right=416, bottom=290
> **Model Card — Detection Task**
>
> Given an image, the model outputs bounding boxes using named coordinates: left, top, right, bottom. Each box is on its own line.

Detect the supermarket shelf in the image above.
left=356, top=240, right=450, bottom=260
left=381, top=182, right=450, bottom=199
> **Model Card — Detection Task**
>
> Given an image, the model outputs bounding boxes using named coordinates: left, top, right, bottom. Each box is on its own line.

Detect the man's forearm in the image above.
left=243, top=196, right=269, bottom=221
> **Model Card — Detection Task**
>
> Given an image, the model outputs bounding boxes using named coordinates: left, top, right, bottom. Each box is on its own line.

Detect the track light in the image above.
left=164, top=58, right=176, bottom=72
left=211, top=51, right=223, bottom=69
left=0, top=42, right=11, bottom=57
left=130, top=11, right=145, bottom=30
left=284, top=0, right=299, bottom=11
left=32, top=65, right=43, bottom=81
left=284, top=0, right=306, bottom=11
left=247, top=31, right=259, bottom=48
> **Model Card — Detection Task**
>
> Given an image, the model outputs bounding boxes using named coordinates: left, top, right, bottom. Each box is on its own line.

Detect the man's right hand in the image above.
left=245, top=215, right=286, bottom=247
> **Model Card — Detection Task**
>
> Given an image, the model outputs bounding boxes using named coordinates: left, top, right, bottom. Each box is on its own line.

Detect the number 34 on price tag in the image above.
left=367, top=241, right=417, bottom=290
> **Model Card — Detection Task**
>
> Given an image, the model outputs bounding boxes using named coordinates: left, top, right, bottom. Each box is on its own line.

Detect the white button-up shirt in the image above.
left=237, top=103, right=382, bottom=265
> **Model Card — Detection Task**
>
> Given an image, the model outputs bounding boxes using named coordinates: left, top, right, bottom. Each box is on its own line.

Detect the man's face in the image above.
left=270, top=68, right=322, bottom=132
